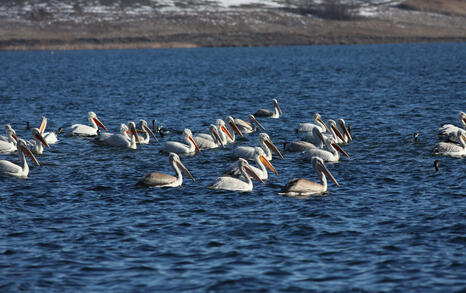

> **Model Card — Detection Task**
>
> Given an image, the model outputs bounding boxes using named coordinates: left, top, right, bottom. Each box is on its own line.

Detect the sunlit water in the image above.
left=0, top=43, right=465, bottom=292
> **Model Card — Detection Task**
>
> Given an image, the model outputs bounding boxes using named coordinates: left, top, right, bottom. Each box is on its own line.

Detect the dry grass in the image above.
left=398, top=0, right=466, bottom=17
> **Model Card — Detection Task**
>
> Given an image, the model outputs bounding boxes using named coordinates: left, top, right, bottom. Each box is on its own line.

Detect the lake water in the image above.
left=0, top=43, right=465, bottom=292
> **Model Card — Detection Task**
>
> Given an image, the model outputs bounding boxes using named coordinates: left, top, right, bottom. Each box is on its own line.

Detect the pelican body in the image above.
left=280, top=157, right=339, bottom=197
left=209, top=158, right=264, bottom=192
left=298, top=113, right=329, bottom=133
left=432, top=131, right=466, bottom=157
left=136, top=153, right=195, bottom=188
left=223, top=147, right=277, bottom=180
left=95, top=121, right=140, bottom=149
left=161, top=129, right=200, bottom=155
left=254, top=98, right=282, bottom=118
left=234, top=114, right=265, bottom=134
left=67, top=112, right=108, bottom=137
left=194, top=124, right=224, bottom=150
left=0, top=139, right=40, bottom=178
left=232, top=133, right=284, bottom=161
left=284, top=140, right=321, bottom=153
left=438, top=112, right=466, bottom=143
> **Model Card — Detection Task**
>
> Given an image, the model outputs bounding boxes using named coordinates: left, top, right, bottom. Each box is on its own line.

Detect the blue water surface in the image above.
left=0, top=43, right=465, bottom=292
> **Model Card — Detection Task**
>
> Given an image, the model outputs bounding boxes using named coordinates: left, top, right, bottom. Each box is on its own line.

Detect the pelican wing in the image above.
left=208, top=176, right=251, bottom=191
left=432, top=141, right=465, bottom=156
left=281, top=178, right=325, bottom=195
left=285, top=141, right=317, bottom=152
left=232, top=146, right=255, bottom=160
left=254, top=109, right=273, bottom=117
left=139, top=172, right=177, bottom=187
left=0, top=160, right=22, bottom=176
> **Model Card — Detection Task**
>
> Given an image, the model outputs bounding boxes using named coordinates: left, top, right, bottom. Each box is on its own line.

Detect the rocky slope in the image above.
left=0, top=0, right=465, bottom=50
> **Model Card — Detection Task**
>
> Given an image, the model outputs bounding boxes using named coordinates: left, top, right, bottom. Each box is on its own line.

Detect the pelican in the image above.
left=26, top=128, right=51, bottom=155
left=232, top=133, right=284, bottom=161
left=234, top=114, right=265, bottom=134
left=438, top=112, right=466, bottom=143
left=194, top=125, right=224, bottom=150
left=297, top=113, right=329, bottom=133
left=224, top=116, right=244, bottom=144
left=303, top=119, right=345, bottom=145
left=336, top=118, right=352, bottom=143
left=95, top=121, right=140, bottom=149
left=38, top=116, right=61, bottom=144
left=254, top=98, right=282, bottom=118
left=223, top=147, right=278, bottom=180
left=432, top=131, right=466, bottom=157
left=0, top=125, right=18, bottom=154
left=135, top=153, right=195, bottom=188
left=0, top=139, right=40, bottom=178
left=303, top=130, right=350, bottom=163
left=0, top=125, right=16, bottom=142
left=208, top=158, right=264, bottom=192
left=136, top=120, right=158, bottom=144
left=283, top=140, right=322, bottom=153
left=161, top=129, right=200, bottom=155
left=195, top=119, right=233, bottom=146
left=66, top=112, right=108, bottom=137
left=279, top=157, right=340, bottom=197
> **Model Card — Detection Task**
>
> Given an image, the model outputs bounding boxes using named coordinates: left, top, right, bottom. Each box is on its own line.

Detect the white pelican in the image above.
left=161, top=129, right=200, bottom=155
left=254, top=98, right=282, bottom=118
left=223, top=147, right=278, bottom=180
left=194, top=124, right=224, bottom=150
left=26, top=128, right=51, bottom=155
left=303, top=130, right=350, bottom=163
left=432, top=131, right=466, bottom=157
left=232, top=133, right=284, bottom=161
left=37, top=116, right=61, bottom=144
left=438, top=112, right=466, bottom=143
left=297, top=113, right=329, bottom=133
left=66, top=112, right=108, bottom=137
left=304, top=119, right=345, bottom=145
left=0, top=125, right=18, bottom=154
left=208, top=158, right=264, bottom=192
left=336, top=118, right=352, bottom=143
left=136, top=120, right=158, bottom=144
left=234, top=114, right=265, bottom=134
left=195, top=119, right=233, bottom=146
left=95, top=121, right=140, bottom=149
left=279, top=157, right=340, bottom=197
left=284, top=140, right=322, bottom=153
left=135, top=153, right=195, bottom=188
left=224, top=116, right=244, bottom=144
left=0, top=139, right=40, bottom=178
left=0, top=125, right=16, bottom=142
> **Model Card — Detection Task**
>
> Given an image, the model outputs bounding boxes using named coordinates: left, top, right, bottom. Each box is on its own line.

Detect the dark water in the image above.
left=0, top=43, right=465, bottom=292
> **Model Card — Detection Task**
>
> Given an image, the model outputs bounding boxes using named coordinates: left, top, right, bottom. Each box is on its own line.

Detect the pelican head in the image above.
left=184, top=129, right=200, bottom=152
left=209, top=124, right=224, bottom=147
left=248, top=114, right=265, bottom=130
left=312, top=156, right=339, bottom=187
left=254, top=147, right=278, bottom=175
left=128, top=121, right=141, bottom=144
left=31, top=128, right=50, bottom=148
left=260, top=133, right=284, bottom=159
left=169, top=152, right=195, bottom=182
left=238, top=158, right=264, bottom=183
left=313, top=113, right=329, bottom=132
left=320, top=133, right=350, bottom=159
left=18, top=139, right=40, bottom=166
left=216, top=119, right=233, bottom=141
left=273, top=98, right=283, bottom=115
left=327, top=119, right=346, bottom=142
left=225, top=116, right=244, bottom=137
left=139, top=119, right=158, bottom=142
left=337, top=118, right=352, bottom=141
left=88, top=112, right=108, bottom=131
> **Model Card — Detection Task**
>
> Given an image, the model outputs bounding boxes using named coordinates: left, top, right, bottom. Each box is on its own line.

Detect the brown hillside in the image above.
left=399, top=0, right=466, bottom=16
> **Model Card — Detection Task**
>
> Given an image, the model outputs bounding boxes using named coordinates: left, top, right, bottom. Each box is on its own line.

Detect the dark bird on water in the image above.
left=434, top=160, right=440, bottom=172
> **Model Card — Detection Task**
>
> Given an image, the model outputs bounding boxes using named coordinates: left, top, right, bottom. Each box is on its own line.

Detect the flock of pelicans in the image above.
left=0, top=99, right=465, bottom=196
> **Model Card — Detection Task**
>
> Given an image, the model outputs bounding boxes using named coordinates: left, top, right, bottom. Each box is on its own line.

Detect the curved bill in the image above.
left=39, top=116, right=47, bottom=134
left=340, top=122, right=352, bottom=141
left=176, top=160, right=195, bottom=182
left=21, top=144, right=40, bottom=166
left=264, top=138, right=285, bottom=159
left=330, top=124, right=345, bottom=143
left=212, top=127, right=224, bottom=147
left=143, top=124, right=158, bottom=142
left=220, top=126, right=233, bottom=141
left=229, top=120, right=243, bottom=137
left=249, top=114, right=265, bottom=130
left=274, top=100, right=283, bottom=115
left=316, top=116, right=329, bottom=132
left=11, top=133, right=18, bottom=142
left=259, top=155, right=278, bottom=175
left=34, top=132, right=50, bottom=148
left=188, top=136, right=201, bottom=152
left=462, top=117, right=466, bottom=125
left=244, top=165, right=264, bottom=184
left=93, top=117, right=108, bottom=131
left=130, top=124, right=141, bottom=144
left=331, top=143, right=350, bottom=158
left=318, top=160, right=339, bottom=187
